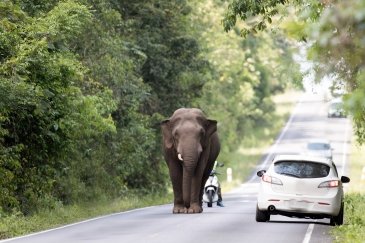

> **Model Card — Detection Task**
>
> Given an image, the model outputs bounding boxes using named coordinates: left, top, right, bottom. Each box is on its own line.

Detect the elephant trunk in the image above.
left=181, top=152, right=200, bottom=208
left=182, top=162, right=195, bottom=208
left=178, top=141, right=202, bottom=208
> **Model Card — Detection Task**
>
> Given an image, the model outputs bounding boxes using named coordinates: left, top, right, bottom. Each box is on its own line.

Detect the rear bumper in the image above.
left=328, top=112, right=346, bottom=118
left=257, top=186, right=342, bottom=217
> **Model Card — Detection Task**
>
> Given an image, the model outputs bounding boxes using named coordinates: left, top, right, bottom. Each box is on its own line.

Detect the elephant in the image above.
left=161, top=108, right=220, bottom=214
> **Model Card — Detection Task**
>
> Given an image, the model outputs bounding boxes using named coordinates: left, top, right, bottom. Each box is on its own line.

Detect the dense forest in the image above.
left=0, top=0, right=302, bottom=215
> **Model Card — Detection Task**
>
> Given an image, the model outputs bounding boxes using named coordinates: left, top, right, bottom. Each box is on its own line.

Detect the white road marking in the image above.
left=239, top=200, right=256, bottom=203
left=302, top=222, right=315, bottom=243
left=0, top=205, right=164, bottom=243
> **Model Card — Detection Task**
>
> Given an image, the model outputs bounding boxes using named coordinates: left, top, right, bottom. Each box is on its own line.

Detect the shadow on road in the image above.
left=267, top=220, right=330, bottom=226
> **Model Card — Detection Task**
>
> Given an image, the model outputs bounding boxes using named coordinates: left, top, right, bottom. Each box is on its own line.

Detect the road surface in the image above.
left=0, top=92, right=352, bottom=243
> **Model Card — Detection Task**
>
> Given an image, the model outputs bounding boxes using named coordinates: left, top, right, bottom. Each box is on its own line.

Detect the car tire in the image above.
left=330, top=202, right=344, bottom=226
left=207, top=190, right=213, bottom=207
left=256, top=205, right=270, bottom=222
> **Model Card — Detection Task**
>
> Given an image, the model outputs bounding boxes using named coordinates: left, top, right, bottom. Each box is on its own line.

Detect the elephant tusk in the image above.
left=178, top=153, right=183, bottom=161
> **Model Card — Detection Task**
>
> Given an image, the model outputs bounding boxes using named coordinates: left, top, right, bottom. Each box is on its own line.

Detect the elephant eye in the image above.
left=200, top=129, right=205, bottom=137
left=173, top=130, right=179, bottom=139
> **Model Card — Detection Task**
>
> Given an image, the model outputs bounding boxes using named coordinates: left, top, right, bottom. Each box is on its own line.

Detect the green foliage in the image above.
left=305, top=0, right=365, bottom=144
left=0, top=0, right=117, bottom=214
left=223, top=0, right=290, bottom=36
left=331, top=130, right=365, bottom=242
left=116, top=1, right=207, bottom=116
left=190, top=0, right=301, bottom=159
left=222, top=0, right=325, bottom=37
left=224, top=0, right=365, bottom=144
left=332, top=193, right=365, bottom=243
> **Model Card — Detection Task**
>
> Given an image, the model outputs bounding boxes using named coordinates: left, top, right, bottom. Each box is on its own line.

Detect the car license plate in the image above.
left=290, top=200, right=308, bottom=209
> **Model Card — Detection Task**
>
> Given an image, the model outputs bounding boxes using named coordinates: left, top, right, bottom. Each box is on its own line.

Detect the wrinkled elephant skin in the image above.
left=161, top=108, right=220, bottom=214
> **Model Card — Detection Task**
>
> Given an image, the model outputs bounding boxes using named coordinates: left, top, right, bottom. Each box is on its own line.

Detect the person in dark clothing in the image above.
left=213, top=160, right=224, bottom=207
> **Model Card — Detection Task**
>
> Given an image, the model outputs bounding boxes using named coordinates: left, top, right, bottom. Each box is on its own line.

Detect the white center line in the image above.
left=302, top=222, right=315, bottom=243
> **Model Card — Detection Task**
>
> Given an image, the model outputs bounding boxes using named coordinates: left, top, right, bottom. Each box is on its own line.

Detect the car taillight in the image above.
left=262, top=174, right=283, bottom=185
left=318, top=180, right=339, bottom=188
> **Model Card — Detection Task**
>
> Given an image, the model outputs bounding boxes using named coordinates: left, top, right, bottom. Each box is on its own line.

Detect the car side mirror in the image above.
left=257, top=170, right=266, bottom=177
left=341, top=176, right=350, bottom=183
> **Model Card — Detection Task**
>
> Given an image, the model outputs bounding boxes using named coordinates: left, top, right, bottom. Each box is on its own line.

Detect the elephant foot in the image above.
left=172, top=205, right=187, bottom=214
left=187, top=204, right=203, bottom=214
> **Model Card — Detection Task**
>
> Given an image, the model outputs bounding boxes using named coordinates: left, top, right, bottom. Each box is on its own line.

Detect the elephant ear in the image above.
left=202, top=119, right=217, bottom=147
left=161, top=119, right=174, bottom=149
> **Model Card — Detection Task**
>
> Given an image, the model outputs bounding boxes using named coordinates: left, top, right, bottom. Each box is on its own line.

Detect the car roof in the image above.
left=272, top=154, right=333, bottom=166
left=329, top=98, right=343, bottom=104
left=307, top=138, right=330, bottom=144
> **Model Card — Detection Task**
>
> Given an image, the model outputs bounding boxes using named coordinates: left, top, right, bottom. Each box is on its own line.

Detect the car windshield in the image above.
left=274, top=161, right=330, bottom=178
left=307, top=142, right=330, bottom=150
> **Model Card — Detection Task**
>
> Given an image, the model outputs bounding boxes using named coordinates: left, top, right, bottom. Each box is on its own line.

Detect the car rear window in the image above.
left=330, top=102, right=342, bottom=109
left=274, top=161, right=330, bottom=178
left=307, top=143, right=330, bottom=150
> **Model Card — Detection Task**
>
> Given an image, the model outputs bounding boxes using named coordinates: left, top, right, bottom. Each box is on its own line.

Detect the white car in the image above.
left=256, top=154, right=350, bottom=225
left=328, top=98, right=346, bottom=118
left=305, top=139, right=333, bottom=160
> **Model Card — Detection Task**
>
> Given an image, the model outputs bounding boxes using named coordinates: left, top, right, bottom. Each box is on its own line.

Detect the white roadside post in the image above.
left=361, top=166, right=365, bottom=181
left=227, top=167, right=232, bottom=182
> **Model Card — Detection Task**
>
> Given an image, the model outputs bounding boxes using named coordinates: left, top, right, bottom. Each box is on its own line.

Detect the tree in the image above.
left=190, top=0, right=301, bottom=156
left=0, top=0, right=116, bottom=213
left=222, top=0, right=365, bottom=144
left=306, top=0, right=365, bottom=144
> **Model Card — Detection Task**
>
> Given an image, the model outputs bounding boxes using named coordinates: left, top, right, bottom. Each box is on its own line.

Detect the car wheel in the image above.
left=207, top=190, right=213, bottom=207
left=256, top=205, right=270, bottom=222
left=330, top=202, right=344, bottom=226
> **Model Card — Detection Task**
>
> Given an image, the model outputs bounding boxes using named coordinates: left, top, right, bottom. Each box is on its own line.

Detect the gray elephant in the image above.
left=161, top=108, right=220, bottom=213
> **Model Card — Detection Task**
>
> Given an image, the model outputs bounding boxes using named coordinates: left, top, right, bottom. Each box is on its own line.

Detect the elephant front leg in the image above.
left=187, top=203, right=203, bottom=213
left=167, top=161, right=186, bottom=214
left=187, top=176, right=204, bottom=213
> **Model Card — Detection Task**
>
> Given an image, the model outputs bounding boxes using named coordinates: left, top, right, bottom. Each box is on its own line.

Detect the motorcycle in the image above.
left=203, top=170, right=220, bottom=207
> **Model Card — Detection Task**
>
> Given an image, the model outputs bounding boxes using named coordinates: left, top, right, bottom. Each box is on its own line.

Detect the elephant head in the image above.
left=161, top=108, right=220, bottom=213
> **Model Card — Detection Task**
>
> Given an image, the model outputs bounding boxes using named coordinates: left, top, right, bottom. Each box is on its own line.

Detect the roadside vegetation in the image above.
left=0, top=192, right=173, bottom=239
left=331, top=142, right=365, bottom=243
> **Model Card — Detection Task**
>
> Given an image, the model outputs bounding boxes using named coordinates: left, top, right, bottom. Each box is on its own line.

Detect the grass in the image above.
left=331, top=140, right=365, bottom=243
left=0, top=89, right=301, bottom=240
left=346, top=140, right=365, bottom=194
left=0, top=193, right=172, bottom=239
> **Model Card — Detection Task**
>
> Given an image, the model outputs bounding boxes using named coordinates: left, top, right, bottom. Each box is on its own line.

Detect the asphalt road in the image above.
left=0, top=92, right=352, bottom=243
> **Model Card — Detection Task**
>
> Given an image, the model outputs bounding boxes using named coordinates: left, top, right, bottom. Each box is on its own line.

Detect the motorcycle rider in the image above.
left=212, top=160, right=224, bottom=207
